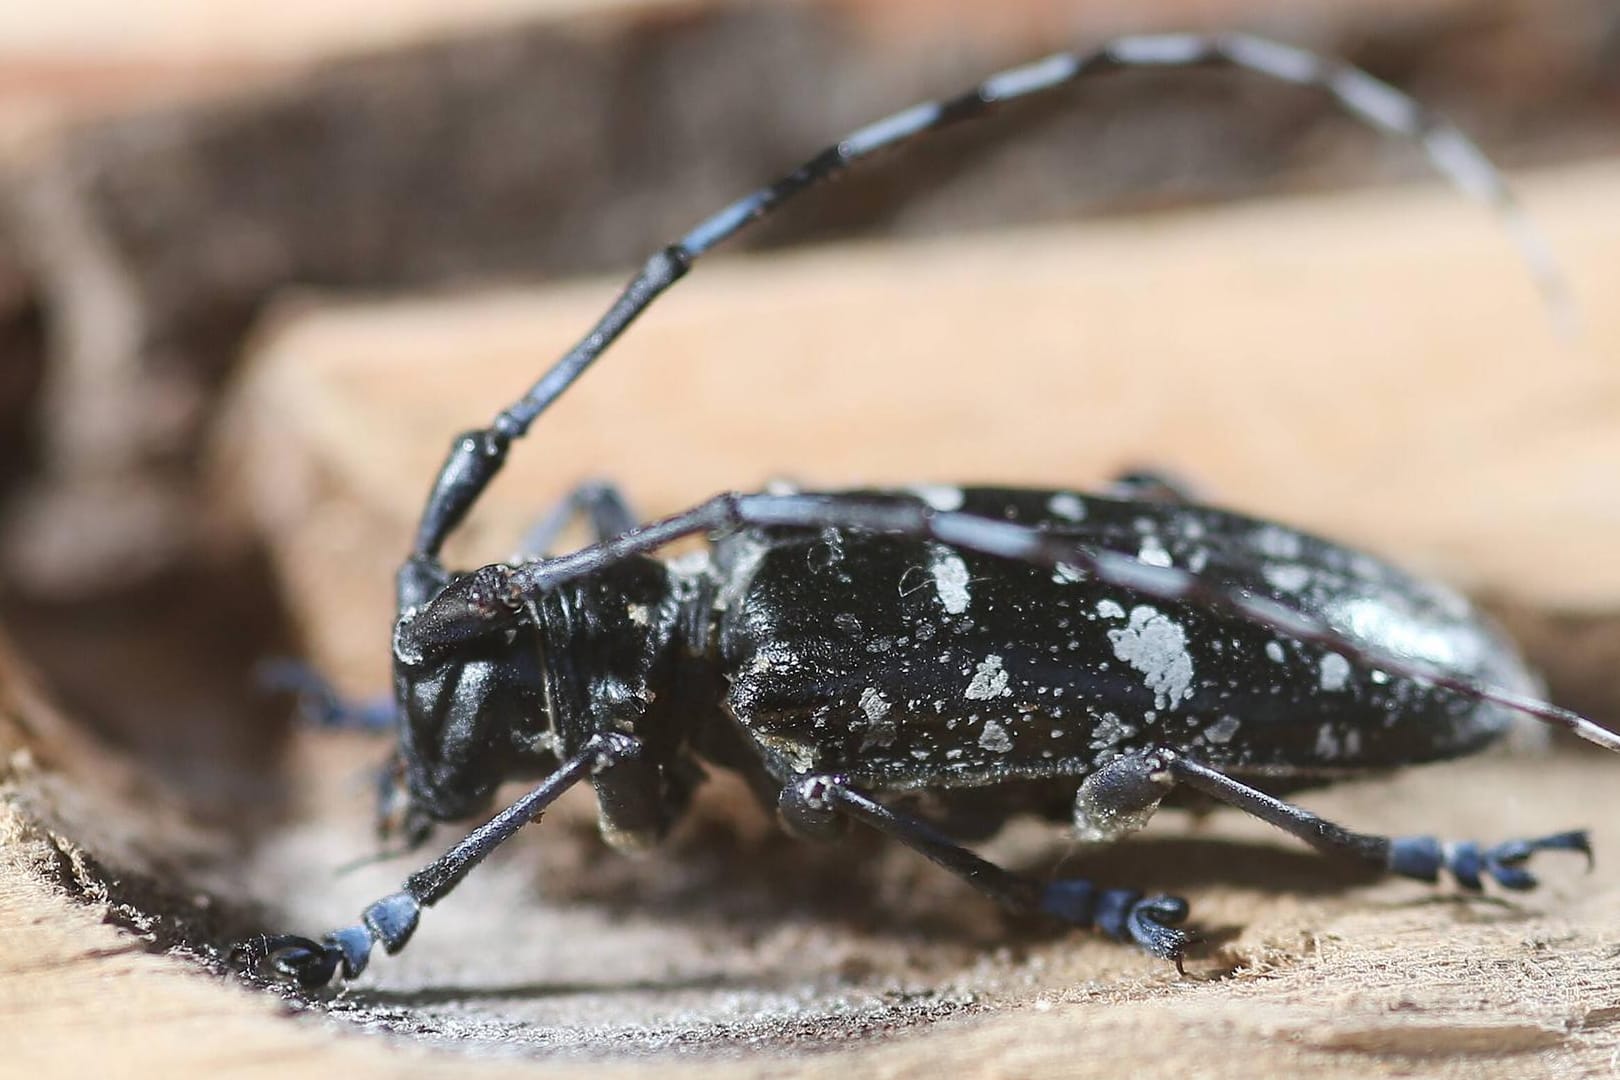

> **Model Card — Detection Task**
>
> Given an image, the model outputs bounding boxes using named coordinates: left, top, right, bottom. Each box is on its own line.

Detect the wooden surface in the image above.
left=5, top=634, right=1620, bottom=1077
left=226, top=160, right=1620, bottom=701
left=5, top=165, right=1620, bottom=1076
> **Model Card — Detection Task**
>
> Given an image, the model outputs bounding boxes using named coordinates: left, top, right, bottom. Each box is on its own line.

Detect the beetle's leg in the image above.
left=589, top=731, right=680, bottom=853
left=255, top=659, right=414, bottom=838
left=1106, top=468, right=1203, bottom=505
left=235, top=732, right=642, bottom=988
left=256, top=658, right=397, bottom=733
left=517, top=480, right=639, bottom=558
left=1078, top=749, right=1593, bottom=892
left=778, top=775, right=1193, bottom=970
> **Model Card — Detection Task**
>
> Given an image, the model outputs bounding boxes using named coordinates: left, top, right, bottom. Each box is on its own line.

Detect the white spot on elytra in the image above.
left=1315, top=724, right=1341, bottom=758
left=1052, top=563, right=1085, bottom=584
left=1090, top=711, right=1136, bottom=751
left=1137, top=536, right=1173, bottom=568
left=1106, top=606, right=1194, bottom=711
left=979, top=719, right=1013, bottom=753
left=1319, top=652, right=1352, bottom=692
left=1047, top=493, right=1087, bottom=521
left=930, top=547, right=971, bottom=615
left=1263, top=563, right=1311, bottom=594
left=966, top=654, right=1011, bottom=700
left=1265, top=641, right=1286, bottom=663
left=1096, top=599, right=1126, bottom=620
left=910, top=485, right=964, bottom=512
left=1253, top=525, right=1303, bottom=560
left=1204, top=715, right=1241, bottom=744
left=858, top=687, right=895, bottom=748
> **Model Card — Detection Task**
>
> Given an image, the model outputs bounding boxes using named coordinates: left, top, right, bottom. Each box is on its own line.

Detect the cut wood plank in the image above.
left=222, top=161, right=1620, bottom=698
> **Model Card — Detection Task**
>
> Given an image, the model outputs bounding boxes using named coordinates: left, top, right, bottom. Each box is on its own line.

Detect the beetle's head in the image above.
left=388, top=563, right=558, bottom=830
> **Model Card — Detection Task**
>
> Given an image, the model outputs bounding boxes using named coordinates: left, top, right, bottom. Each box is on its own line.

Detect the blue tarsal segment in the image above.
left=326, top=925, right=375, bottom=979
left=1389, top=830, right=1592, bottom=891
left=363, top=891, right=422, bottom=954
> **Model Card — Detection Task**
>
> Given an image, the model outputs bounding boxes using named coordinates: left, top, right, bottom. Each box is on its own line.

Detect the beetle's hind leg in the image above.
left=778, top=775, right=1193, bottom=970
left=1078, top=749, right=1592, bottom=892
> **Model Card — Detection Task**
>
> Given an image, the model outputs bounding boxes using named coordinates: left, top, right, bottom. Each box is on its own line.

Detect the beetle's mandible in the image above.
left=238, top=32, right=1617, bottom=988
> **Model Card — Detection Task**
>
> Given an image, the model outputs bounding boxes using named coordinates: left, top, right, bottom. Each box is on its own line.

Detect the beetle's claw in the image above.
left=1126, top=894, right=1194, bottom=974
left=1063, top=883, right=1195, bottom=972
left=233, top=933, right=342, bottom=989
left=1480, top=829, right=1593, bottom=892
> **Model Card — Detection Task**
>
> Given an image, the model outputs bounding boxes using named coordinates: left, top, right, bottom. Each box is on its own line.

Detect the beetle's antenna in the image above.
left=408, top=32, right=1573, bottom=561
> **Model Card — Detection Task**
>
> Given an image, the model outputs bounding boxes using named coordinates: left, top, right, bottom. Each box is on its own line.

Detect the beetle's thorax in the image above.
left=390, top=553, right=696, bottom=826
left=527, top=554, right=690, bottom=761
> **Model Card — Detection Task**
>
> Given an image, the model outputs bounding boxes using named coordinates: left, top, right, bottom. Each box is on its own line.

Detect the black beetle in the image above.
left=239, top=32, right=1617, bottom=988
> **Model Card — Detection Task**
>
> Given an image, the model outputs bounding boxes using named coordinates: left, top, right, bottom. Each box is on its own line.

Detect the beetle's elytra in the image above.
left=238, top=33, right=1615, bottom=989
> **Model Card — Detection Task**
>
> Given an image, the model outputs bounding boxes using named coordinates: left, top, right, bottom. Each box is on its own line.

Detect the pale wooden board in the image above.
left=221, top=161, right=1620, bottom=695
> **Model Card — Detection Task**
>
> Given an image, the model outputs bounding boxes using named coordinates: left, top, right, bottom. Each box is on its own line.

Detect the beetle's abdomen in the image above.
left=715, top=488, right=1534, bottom=790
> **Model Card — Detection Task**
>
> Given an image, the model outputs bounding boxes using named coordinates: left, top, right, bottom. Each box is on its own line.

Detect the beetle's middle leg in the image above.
left=1076, top=749, right=1592, bottom=891
left=778, top=775, right=1193, bottom=968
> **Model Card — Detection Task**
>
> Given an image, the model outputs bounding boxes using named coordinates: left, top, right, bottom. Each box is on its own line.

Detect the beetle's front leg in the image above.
left=1076, top=749, right=1592, bottom=891
left=236, top=732, right=644, bottom=988
left=778, top=775, right=1193, bottom=970
left=516, top=479, right=640, bottom=558
left=256, top=658, right=397, bottom=733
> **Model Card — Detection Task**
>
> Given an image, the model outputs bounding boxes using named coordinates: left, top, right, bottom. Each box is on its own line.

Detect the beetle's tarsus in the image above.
left=1388, top=829, right=1591, bottom=892
left=1033, top=880, right=1208, bottom=971
left=363, top=890, right=423, bottom=953
left=1126, top=895, right=1193, bottom=968
left=234, top=933, right=344, bottom=989
left=242, top=738, right=618, bottom=990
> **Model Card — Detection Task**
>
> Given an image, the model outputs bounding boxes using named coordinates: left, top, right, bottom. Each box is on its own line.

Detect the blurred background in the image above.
left=0, top=0, right=1617, bottom=812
